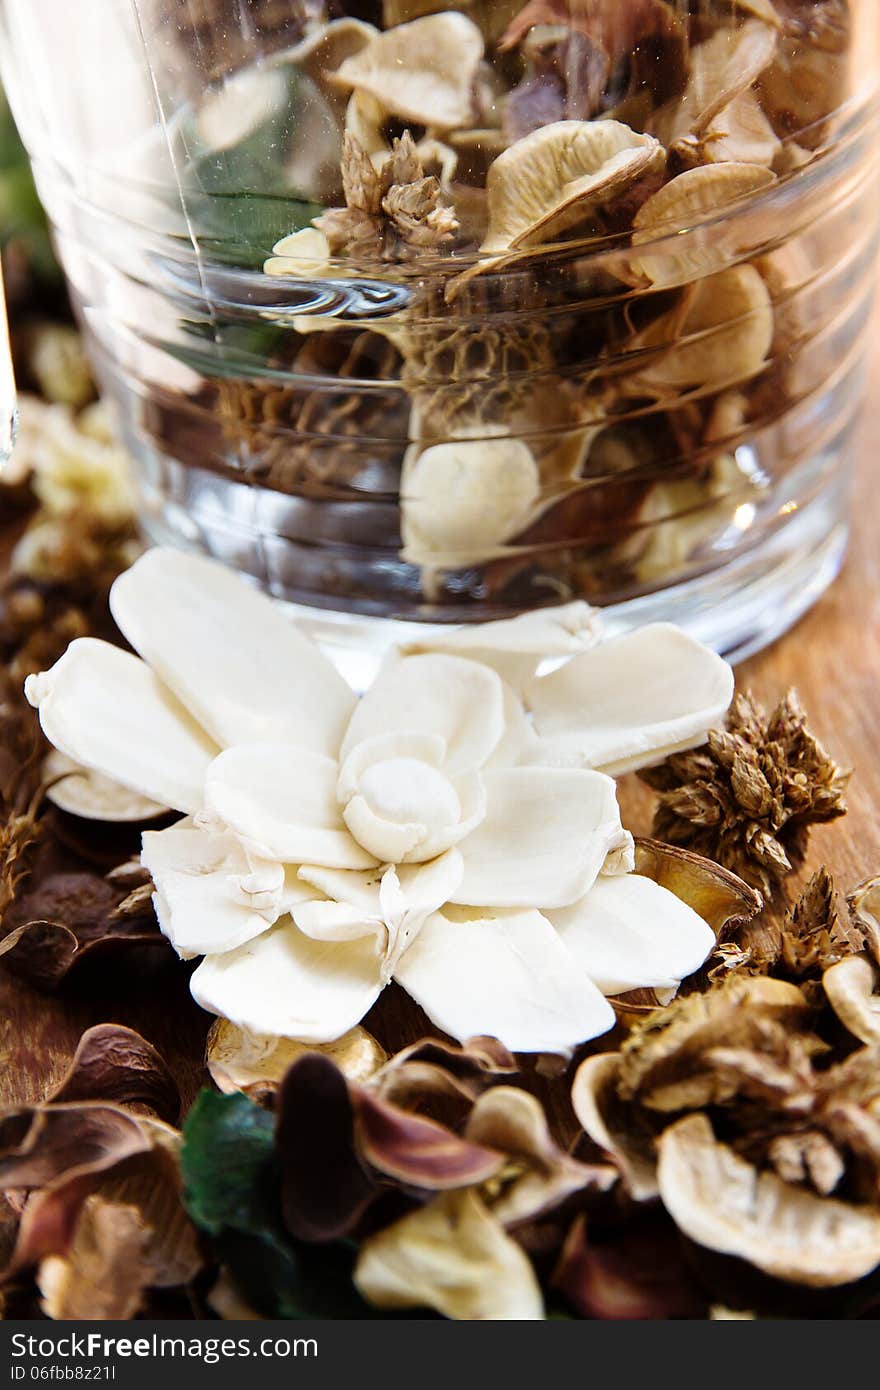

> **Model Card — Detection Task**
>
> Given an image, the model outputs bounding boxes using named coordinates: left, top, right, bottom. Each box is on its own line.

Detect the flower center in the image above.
left=359, top=757, right=461, bottom=834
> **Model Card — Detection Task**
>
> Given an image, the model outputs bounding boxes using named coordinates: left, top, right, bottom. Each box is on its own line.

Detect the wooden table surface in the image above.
left=1, top=320, right=879, bottom=1116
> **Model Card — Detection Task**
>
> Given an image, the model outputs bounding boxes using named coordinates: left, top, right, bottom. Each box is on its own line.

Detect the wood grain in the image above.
left=1, top=316, right=879, bottom=1113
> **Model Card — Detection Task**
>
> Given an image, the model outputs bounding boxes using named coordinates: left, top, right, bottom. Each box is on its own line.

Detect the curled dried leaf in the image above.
left=553, top=1211, right=709, bottom=1320
left=0, top=870, right=166, bottom=990
left=47, top=1024, right=180, bottom=1125
left=353, top=1086, right=504, bottom=1191
left=465, top=1085, right=614, bottom=1225
left=823, top=955, right=880, bottom=1047
left=570, top=1053, right=659, bottom=1201
left=276, top=1056, right=376, bottom=1243
left=658, top=1114, right=880, bottom=1287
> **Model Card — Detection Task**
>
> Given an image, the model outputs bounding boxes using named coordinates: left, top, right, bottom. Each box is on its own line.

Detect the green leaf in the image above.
left=182, top=1090, right=276, bottom=1236
left=181, top=1089, right=374, bottom=1319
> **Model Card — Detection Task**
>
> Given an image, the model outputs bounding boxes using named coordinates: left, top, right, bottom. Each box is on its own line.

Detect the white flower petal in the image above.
left=549, top=873, right=716, bottom=996
left=525, top=624, right=734, bottom=775
left=205, top=744, right=376, bottom=869
left=336, top=732, right=446, bottom=803
left=110, top=548, right=356, bottom=757
left=293, top=899, right=385, bottom=945
left=395, top=907, right=615, bottom=1053
left=452, top=768, right=628, bottom=909
left=142, top=823, right=287, bottom=958
left=191, top=919, right=384, bottom=1042
left=297, top=864, right=385, bottom=912
left=399, top=601, right=603, bottom=691
left=485, top=682, right=542, bottom=770
left=340, top=654, right=504, bottom=774
left=24, top=638, right=217, bottom=814
left=342, top=755, right=485, bottom=864
left=44, top=750, right=168, bottom=823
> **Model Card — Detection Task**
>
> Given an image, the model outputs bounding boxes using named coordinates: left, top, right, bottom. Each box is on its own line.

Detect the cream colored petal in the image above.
left=264, top=228, right=332, bottom=277
left=110, top=548, right=355, bottom=758
left=205, top=744, right=376, bottom=869
left=484, top=682, right=542, bottom=770
left=297, top=864, right=385, bottom=913
left=142, top=824, right=287, bottom=958
left=343, top=762, right=485, bottom=864
left=44, top=750, right=167, bottom=823
left=526, top=624, right=733, bottom=776
left=657, top=1114, right=880, bottom=1288
left=452, top=768, right=627, bottom=910
left=398, top=601, right=603, bottom=692
left=549, top=873, right=715, bottom=996
left=354, top=1189, right=544, bottom=1320
left=190, top=919, right=384, bottom=1043
left=341, top=654, right=504, bottom=775
left=292, top=899, right=385, bottom=946
left=395, top=907, right=615, bottom=1053
left=330, top=13, right=484, bottom=130
left=25, top=638, right=217, bottom=815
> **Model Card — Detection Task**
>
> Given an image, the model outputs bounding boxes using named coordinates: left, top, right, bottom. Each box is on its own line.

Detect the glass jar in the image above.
left=1, top=1, right=878, bottom=675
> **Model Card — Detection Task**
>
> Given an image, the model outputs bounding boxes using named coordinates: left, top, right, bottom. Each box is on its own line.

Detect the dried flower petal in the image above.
left=467, top=1085, right=614, bottom=1225
left=354, top=1188, right=544, bottom=1319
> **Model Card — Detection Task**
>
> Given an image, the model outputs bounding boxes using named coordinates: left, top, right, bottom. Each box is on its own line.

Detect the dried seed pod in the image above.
left=622, top=266, right=774, bottom=397
left=758, top=0, right=852, bottom=146
left=206, top=1018, right=388, bottom=1100
left=672, top=89, right=781, bottom=169
left=630, top=163, right=776, bottom=288
left=651, top=20, right=779, bottom=148
left=330, top=13, right=485, bottom=131
left=481, top=119, right=665, bottom=253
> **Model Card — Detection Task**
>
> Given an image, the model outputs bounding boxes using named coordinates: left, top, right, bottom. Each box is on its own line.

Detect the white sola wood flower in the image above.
left=25, top=549, right=734, bottom=1053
